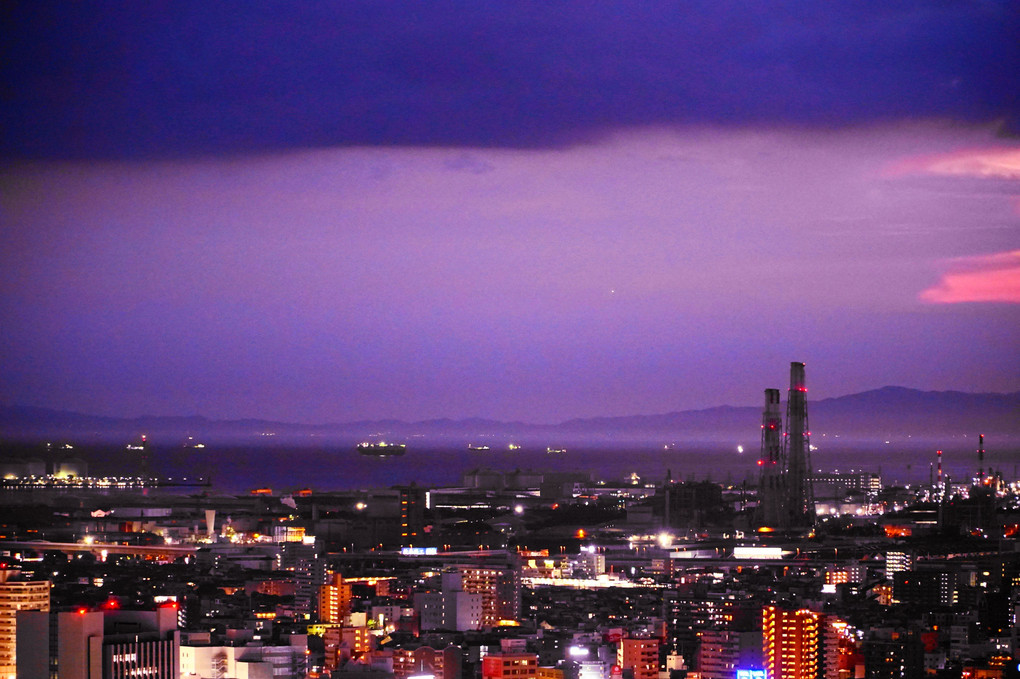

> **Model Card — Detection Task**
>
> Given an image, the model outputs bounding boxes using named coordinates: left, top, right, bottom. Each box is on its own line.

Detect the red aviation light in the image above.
left=78, top=607, right=88, bottom=615
left=757, top=460, right=764, bottom=466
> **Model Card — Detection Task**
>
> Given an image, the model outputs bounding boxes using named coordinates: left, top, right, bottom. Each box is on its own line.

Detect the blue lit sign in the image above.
left=736, top=671, right=766, bottom=679
left=400, top=547, right=438, bottom=556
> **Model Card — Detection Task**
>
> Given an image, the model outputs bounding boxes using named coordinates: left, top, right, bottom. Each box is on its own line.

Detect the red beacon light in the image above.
left=77, top=607, right=88, bottom=615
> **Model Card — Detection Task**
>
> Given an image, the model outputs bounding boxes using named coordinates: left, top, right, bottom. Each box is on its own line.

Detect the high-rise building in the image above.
left=762, top=607, right=841, bottom=679
left=281, top=541, right=328, bottom=619
left=456, top=565, right=520, bottom=627
left=884, top=551, right=912, bottom=580
left=617, top=637, right=659, bottom=679
left=663, top=589, right=727, bottom=667
left=18, top=606, right=180, bottom=679
left=571, top=549, right=605, bottom=578
left=892, top=570, right=956, bottom=608
left=397, top=484, right=427, bottom=548
left=0, top=569, right=50, bottom=679
left=414, top=571, right=483, bottom=631
left=324, top=625, right=373, bottom=670
left=697, top=629, right=762, bottom=679
left=319, top=572, right=353, bottom=624
left=860, top=629, right=925, bottom=679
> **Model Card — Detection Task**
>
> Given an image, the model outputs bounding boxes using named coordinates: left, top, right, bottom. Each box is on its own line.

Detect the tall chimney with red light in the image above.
left=755, top=388, right=785, bottom=529
left=783, top=362, right=814, bottom=529
left=937, top=449, right=943, bottom=493
left=977, top=434, right=985, bottom=485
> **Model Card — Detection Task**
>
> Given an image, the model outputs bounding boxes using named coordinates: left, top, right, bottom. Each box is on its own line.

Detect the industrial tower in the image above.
left=784, top=362, right=815, bottom=528
left=755, top=362, right=815, bottom=532
left=755, top=388, right=784, bottom=528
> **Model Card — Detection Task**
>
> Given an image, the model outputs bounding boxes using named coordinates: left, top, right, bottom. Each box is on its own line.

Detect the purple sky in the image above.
left=2, top=3, right=1018, bottom=423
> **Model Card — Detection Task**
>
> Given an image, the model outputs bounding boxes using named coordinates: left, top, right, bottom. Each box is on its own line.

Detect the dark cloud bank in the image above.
left=3, top=1, right=1018, bottom=159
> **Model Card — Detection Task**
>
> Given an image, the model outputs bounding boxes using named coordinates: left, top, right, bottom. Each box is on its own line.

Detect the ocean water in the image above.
left=4, top=431, right=1016, bottom=496
left=67, top=440, right=1020, bottom=494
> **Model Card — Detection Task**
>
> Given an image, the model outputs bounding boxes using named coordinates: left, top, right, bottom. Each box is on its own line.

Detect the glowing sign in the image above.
left=737, top=671, right=766, bottom=679
left=400, top=547, right=438, bottom=556
left=733, top=546, right=784, bottom=560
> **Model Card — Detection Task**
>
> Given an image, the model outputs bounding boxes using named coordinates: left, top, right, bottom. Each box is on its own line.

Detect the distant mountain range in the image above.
left=1, top=387, right=1017, bottom=446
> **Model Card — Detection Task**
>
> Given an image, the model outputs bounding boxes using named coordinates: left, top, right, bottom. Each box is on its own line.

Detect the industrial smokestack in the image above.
left=937, top=449, right=943, bottom=492
left=762, top=389, right=782, bottom=467
left=978, top=434, right=985, bottom=485
left=784, top=362, right=814, bottom=529
left=205, top=509, right=216, bottom=538
left=755, top=388, right=784, bottom=529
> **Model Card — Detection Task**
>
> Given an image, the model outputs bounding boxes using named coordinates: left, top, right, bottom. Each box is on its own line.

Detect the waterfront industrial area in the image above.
left=1, top=365, right=1018, bottom=679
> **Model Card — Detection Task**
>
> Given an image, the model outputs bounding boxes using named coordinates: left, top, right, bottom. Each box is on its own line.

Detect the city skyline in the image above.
left=3, top=3, right=1018, bottom=424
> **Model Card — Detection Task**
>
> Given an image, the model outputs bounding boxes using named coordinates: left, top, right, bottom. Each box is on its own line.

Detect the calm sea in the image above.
left=67, top=440, right=1019, bottom=494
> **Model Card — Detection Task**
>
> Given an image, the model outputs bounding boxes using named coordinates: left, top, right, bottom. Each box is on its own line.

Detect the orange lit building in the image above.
left=482, top=652, right=538, bottom=679
left=318, top=573, right=352, bottom=624
left=762, top=607, right=842, bottom=679
left=0, top=572, right=50, bottom=678
left=824, top=571, right=849, bottom=586
left=324, top=625, right=372, bottom=671
left=617, top=637, right=659, bottom=679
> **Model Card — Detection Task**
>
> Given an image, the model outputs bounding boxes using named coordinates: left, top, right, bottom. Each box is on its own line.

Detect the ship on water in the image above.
left=357, top=441, right=407, bottom=456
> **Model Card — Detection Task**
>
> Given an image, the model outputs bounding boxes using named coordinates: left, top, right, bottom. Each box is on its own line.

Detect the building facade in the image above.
left=617, top=637, right=659, bottom=679
left=0, top=572, right=50, bottom=679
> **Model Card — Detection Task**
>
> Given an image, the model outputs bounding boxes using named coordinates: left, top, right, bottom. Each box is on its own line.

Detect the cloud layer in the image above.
left=921, top=250, right=1020, bottom=304
left=3, top=124, right=1018, bottom=421
left=3, top=2, right=1018, bottom=159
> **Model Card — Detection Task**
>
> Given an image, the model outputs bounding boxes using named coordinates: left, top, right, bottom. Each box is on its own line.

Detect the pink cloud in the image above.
left=888, top=146, right=1020, bottom=179
left=921, top=250, right=1020, bottom=304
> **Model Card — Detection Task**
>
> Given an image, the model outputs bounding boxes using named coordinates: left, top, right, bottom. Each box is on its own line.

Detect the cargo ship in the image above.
left=356, top=441, right=407, bottom=456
